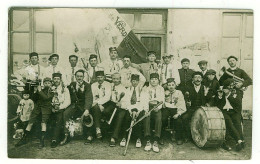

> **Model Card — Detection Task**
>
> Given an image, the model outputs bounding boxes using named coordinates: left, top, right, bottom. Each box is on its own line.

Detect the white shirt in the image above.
left=201, top=69, right=208, bottom=76
left=64, top=65, right=82, bottom=86
left=45, top=64, right=64, bottom=78
left=194, top=84, right=201, bottom=93
left=76, top=82, right=85, bottom=92
left=91, top=81, right=111, bottom=105
left=164, top=90, right=186, bottom=115
left=223, top=93, right=233, bottom=110
left=16, top=99, right=34, bottom=122
left=98, top=59, right=123, bottom=77
left=14, top=64, right=46, bottom=81
left=86, top=65, right=103, bottom=83
left=119, top=66, right=146, bottom=88
left=124, top=85, right=143, bottom=111
left=160, top=63, right=180, bottom=85
left=52, top=85, right=71, bottom=110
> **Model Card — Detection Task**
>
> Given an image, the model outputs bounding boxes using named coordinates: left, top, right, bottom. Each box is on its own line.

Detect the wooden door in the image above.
left=141, top=37, right=162, bottom=60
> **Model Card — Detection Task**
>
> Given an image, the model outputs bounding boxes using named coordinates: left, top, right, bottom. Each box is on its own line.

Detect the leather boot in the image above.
left=38, top=131, right=46, bottom=149
left=60, top=133, right=69, bottom=146
left=15, top=130, right=29, bottom=147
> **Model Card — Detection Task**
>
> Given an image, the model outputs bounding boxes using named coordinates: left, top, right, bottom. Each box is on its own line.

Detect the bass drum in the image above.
left=191, top=106, right=226, bottom=148
left=8, top=94, right=22, bottom=122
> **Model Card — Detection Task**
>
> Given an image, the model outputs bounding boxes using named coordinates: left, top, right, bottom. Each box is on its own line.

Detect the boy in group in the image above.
left=161, top=78, right=186, bottom=145
left=91, top=71, right=112, bottom=139
left=203, top=69, right=220, bottom=105
left=120, top=74, right=144, bottom=148
left=141, top=73, right=165, bottom=153
left=15, top=77, right=54, bottom=148
left=50, top=73, right=71, bottom=148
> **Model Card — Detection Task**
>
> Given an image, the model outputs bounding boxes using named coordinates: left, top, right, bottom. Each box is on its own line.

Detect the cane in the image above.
left=123, top=110, right=137, bottom=156
left=107, top=92, right=125, bottom=125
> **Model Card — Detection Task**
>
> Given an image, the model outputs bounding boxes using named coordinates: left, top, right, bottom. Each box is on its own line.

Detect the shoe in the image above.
left=144, top=141, right=152, bottom=151
left=84, top=136, right=93, bottom=145
left=159, top=138, right=164, bottom=145
left=38, top=132, right=46, bottom=149
left=136, top=138, right=142, bottom=148
left=51, top=140, right=58, bottom=148
left=60, top=133, right=69, bottom=146
left=235, top=142, right=243, bottom=152
left=177, top=140, right=183, bottom=145
left=109, top=138, right=116, bottom=147
left=221, top=142, right=232, bottom=151
left=152, top=141, right=160, bottom=153
left=96, top=128, right=102, bottom=139
left=15, top=132, right=28, bottom=147
left=120, top=138, right=126, bottom=147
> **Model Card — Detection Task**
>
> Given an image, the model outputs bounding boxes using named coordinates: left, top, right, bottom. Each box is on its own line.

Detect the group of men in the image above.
left=13, top=47, right=252, bottom=153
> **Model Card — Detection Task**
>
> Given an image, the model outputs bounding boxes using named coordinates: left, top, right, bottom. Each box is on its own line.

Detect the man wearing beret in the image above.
left=121, top=74, right=145, bottom=148
left=177, top=58, right=195, bottom=94
left=213, top=78, right=244, bottom=151
left=181, top=71, right=208, bottom=142
left=141, top=73, right=165, bottom=153
left=15, top=77, right=54, bottom=148
left=139, top=51, right=160, bottom=86
left=87, top=54, right=103, bottom=84
left=64, top=55, right=84, bottom=86
left=90, top=71, right=112, bottom=139
left=119, top=55, right=146, bottom=88
left=50, top=72, right=71, bottom=148
left=61, top=69, right=93, bottom=145
left=98, top=47, right=123, bottom=82
left=219, top=55, right=252, bottom=92
left=45, top=54, right=64, bottom=80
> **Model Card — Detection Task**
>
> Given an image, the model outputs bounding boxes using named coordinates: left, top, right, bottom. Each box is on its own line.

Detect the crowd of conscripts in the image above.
left=12, top=47, right=252, bottom=153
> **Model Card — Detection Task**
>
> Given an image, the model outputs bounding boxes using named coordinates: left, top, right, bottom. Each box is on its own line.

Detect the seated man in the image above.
left=121, top=74, right=145, bottom=148
left=161, top=78, right=186, bottom=145
left=213, top=79, right=244, bottom=151
left=91, top=71, right=111, bottom=139
left=61, top=69, right=93, bottom=145
left=141, top=73, right=165, bottom=153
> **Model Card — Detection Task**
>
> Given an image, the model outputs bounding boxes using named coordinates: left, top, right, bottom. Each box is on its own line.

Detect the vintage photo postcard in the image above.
left=7, top=7, right=253, bottom=160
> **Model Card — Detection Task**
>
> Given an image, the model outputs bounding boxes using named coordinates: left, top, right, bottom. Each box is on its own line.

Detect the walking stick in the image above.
left=123, top=112, right=137, bottom=156
left=126, top=101, right=163, bottom=131
left=107, top=92, right=125, bottom=125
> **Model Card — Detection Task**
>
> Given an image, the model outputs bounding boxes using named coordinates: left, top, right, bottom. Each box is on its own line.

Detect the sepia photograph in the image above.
left=7, top=7, right=253, bottom=160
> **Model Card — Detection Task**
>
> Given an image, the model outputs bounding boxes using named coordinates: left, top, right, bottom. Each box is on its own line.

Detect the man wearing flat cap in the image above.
left=203, top=69, right=220, bottom=104
left=119, top=55, right=146, bottom=88
left=90, top=70, right=112, bottom=139
left=181, top=71, right=208, bottom=142
left=177, top=58, right=195, bottom=94
left=98, top=47, right=123, bottom=82
left=45, top=54, right=64, bottom=80
left=87, top=54, right=103, bottom=84
left=139, top=51, right=160, bottom=86
left=14, top=52, right=46, bottom=86
left=64, top=55, right=84, bottom=86
left=213, top=78, right=244, bottom=151
left=141, top=72, right=165, bottom=153
left=121, top=74, right=145, bottom=148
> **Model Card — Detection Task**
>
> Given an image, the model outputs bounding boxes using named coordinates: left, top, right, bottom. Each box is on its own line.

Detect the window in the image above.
left=9, top=8, right=55, bottom=73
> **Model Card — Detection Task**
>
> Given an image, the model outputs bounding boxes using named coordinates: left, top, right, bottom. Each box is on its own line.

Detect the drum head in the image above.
left=191, top=107, right=209, bottom=148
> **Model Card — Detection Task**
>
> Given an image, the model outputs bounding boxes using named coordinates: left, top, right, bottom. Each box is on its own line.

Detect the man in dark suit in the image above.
left=181, top=71, right=208, bottom=141
left=213, top=78, right=244, bottom=151
left=177, top=58, right=195, bottom=94
left=61, top=69, right=93, bottom=145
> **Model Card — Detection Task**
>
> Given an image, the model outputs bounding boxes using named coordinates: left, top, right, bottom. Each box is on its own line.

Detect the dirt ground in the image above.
left=7, top=120, right=252, bottom=160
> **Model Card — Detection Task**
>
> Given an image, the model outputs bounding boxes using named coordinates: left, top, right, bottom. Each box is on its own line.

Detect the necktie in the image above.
left=131, top=87, right=137, bottom=105
left=150, top=64, right=154, bottom=70
left=165, top=64, right=168, bottom=79
left=71, top=67, right=75, bottom=82
left=98, top=84, right=102, bottom=89
left=53, top=66, right=56, bottom=73
left=170, top=92, right=173, bottom=104
left=92, top=67, right=96, bottom=79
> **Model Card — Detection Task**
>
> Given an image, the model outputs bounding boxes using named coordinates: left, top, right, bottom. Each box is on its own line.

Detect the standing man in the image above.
left=141, top=73, right=165, bottom=153
left=119, top=55, right=146, bottom=88
left=99, top=47, right=123, bottom=82
left=181, top=72, right=208, bottom=142
left=61, top=69, right=93, bottom=145
left=64, top=55, right=83, bottom=86
left=139, top=51, right=160, bottom=86
left=45, top=54, right=64, bottom=79
left=90, top=71, right=112, bottom=139
left=87, top=54, right=103, bottom=84
left=198, top=60, right=209, bottom=83
left=177, top=58, right=195, bottom=94
left=50, top=72, right=71, bottom=148
left=160, top=54, right=180, bottom=87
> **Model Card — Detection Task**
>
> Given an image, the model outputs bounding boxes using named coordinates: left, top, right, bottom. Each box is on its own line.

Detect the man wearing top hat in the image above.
left=50, top=72, right=71, bottom=148
left=213, top=78, right=244, bottom=151
left=141, top=73, right=165, bottom=153
left=139, top=51, right=160, bottom=86
left=87, top=54, right=104, bottom=84
left=61, top=69, right=93, bottom=145
left=98, top=47, right=123, bottom=82
left=177, top=58, right=195, bottom=94
left=45, top=54, right=64, bottom=80
left=119, top=55, right=146, bottom=88
left=90, top=70, right=112, bottom=139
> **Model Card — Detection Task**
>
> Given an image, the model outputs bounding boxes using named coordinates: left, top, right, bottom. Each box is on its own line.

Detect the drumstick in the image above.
left=107, top=92, right=125, bottom=125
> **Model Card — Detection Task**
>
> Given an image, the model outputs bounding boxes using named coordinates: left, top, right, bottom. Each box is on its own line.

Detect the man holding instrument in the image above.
left=120, top=74, right=144, bottom=148
left=141, top=73, right=165, bottom=153
left=61, top=69, right=93, bottom=145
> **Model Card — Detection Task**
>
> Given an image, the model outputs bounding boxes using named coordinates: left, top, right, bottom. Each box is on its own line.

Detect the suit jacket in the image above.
left=186, top=84, right=207, bottom=110
left=37, top=87, right=54, bottom=114
left=68, top=81, right=93, bottom=111
left=177, top=68, right=195, bottom=93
